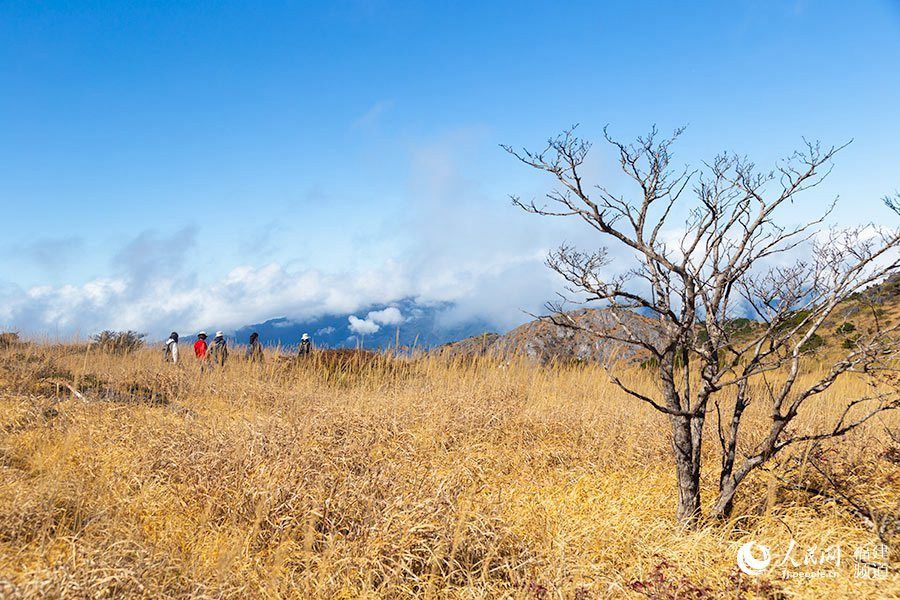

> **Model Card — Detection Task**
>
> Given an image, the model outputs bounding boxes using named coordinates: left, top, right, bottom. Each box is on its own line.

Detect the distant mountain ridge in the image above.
left=234, top=298, right=495, bottom=349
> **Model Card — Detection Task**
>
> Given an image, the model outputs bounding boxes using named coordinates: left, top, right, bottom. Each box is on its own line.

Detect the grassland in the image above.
left=0, top=342, right=897, bottom=598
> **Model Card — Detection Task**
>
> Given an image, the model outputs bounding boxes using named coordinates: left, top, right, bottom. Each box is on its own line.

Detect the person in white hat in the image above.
left=210, top=331, right=228, bottom=366
left=194, top=331, right=209, bottom=359
left=298, top=333, right=311, bottom=356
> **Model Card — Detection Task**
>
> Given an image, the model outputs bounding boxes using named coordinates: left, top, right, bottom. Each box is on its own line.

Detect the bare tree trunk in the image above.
left=713, top=382, right=749, bottom=519
left=660, top=349, right=704, bottom=525
left=712, top=419, right=784, bottom=519
left=712, top=454, right=765, bottom=520
left=711, top=477, right=738, bottom=520
left=671, top=413, right=702, bottom=525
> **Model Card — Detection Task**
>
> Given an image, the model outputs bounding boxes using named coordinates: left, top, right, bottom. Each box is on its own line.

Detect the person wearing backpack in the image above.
left=298, top=333, right=312, bottom=357
left=210, top=331, right=228, bottom=366
left=164, top=332, right=179, bottom=363
left=247, top=332, right=264, bottom=363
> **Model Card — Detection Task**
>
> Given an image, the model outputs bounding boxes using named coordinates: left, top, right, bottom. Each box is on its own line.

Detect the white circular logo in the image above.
left=737, top=541, right=771, bottom=576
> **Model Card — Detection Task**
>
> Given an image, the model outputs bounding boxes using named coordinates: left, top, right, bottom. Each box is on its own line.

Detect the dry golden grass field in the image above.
left=0, top=342, right=897, bottom=598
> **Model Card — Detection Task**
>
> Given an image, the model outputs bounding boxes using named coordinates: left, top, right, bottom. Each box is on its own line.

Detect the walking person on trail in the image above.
left=247, top=332, right=264, bottom=363
left=298, top=333, right=311, bottom=357
left=164, top=332, right=179, bottom=363
left=210, top=331, right=228, bottom=366
left=194, top=331, right=209, bottom=359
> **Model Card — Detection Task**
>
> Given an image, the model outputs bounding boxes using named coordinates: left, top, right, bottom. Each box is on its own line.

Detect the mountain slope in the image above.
left=438, top=308, right=662, bottom=365
left=438, top=273, right=900, bottom=364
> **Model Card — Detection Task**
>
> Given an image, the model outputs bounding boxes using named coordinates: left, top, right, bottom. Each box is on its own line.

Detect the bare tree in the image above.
left=504, top=126, right=900, bottom=525
left=886, top=192, right=900, bottom=216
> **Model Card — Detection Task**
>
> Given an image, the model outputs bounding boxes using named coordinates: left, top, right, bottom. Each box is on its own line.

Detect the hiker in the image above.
left=298, top=333, right=311, bottom=356
left=194, top=331, right=209, bottom=359
left=247, top=331, right=264, bottom=363
left=164, top=332, right=179, bottom=363
left=210, top=331, right=228, bottom=366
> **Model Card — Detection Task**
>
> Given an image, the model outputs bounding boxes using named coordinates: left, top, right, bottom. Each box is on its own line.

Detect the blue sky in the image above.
left=1, top=1, right=899, bottom=337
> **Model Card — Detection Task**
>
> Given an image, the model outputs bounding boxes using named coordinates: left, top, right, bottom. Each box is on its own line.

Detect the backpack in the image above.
left=211, top=339, right=228, bottom=365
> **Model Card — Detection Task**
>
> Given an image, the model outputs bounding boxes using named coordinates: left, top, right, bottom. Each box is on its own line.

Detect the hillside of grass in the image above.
left=0, top=338, right=896, bottom=597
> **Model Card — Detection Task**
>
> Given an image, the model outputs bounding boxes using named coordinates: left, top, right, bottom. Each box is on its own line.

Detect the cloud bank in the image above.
left=0, top=255, right=556, bottom=340
left=0, top=129, right=581, bottom=340
left=5, top=126, right=867, bottom=342
left=348, top=306, right=404, bottom=335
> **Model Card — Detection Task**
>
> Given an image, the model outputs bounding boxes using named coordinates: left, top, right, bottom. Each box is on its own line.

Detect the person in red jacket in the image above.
left=193, top=331, right=208, bottom=359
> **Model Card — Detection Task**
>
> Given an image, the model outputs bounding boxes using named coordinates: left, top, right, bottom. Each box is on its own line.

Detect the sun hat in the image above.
left=301, top=333, right=309, bottom=341
left=215, top=331, right=224, bottom=338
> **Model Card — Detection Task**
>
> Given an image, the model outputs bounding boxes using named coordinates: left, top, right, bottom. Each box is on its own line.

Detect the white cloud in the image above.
left=348, top=315, right=380, bottom=335
left=347, top=306, right=404, bottom=335
left=367, top=306, right=403, bottom=325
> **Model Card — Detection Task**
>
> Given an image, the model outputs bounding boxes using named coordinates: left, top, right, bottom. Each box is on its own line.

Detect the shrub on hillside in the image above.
left=775, top=309, right=812, bottom=333
left=0, top=332, right=21, bottom=349
left=696, top=318, right=755, bottom=344
left=835, top=322, right=856, bottom=335
left=91, top=330, right=146, bottom=353
left=799, top=333, right=825, bottom=354
left=842, top=334, right=861, bottom=349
